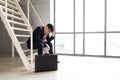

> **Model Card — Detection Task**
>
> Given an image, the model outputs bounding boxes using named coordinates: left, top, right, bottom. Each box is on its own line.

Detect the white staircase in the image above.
left=0, top=0, right=35, bottom=71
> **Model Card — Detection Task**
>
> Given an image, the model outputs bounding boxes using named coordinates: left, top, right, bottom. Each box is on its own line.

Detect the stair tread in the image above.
left=0, top=0, right=18, bottom=11
left=7, top=0, right=17, bottom=6
left=7, top=14, right=24, bottom=21
left=19, top=41, right=26, bottom=44
left=23, top=49, right=31, bottom=52
left=8, top=20, right=28, bottom=26
left=1, top=5, right=21, bottom=16
left=27, top=53, right=38, bottom=60
left=12, top=27, right=30, bottom=31
left=16, top=34, right=30, bottom=37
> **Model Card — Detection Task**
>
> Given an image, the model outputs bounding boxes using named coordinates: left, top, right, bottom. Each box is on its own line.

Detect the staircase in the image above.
left=0, top=0, right=35, bottom=71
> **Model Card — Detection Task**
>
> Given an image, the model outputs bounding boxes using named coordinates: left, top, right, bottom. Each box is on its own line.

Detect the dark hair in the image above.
left=47, top=23, right=54, bottom=32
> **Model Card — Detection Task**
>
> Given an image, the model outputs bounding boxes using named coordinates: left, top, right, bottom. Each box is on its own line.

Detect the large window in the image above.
left=107, top=33, right=120, bottom=56
left=106, top=0, right=120, bottom=56
left=85, top=0, right=104, bottom=32
left=55, top=0, right=73, bottom=32
left=50, top=0, right=120, bottom=57
left=75, top=34, right=83, bottom=54
left=75, top=0, right=83, bottom=32
left=107, top=0, right=120, bottom=31
left=55, top=34, right=74, bottom=54
left=85, top=34, right=104, bottom=55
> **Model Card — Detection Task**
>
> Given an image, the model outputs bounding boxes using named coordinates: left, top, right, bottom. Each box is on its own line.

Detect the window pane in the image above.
left=85, top=0, right=104, bottom=32
left=75, top=34, right=83, bottom=54
left=75, top=0, right=83, bottom=32
left=55, top=34, right=73, bottom=54
left=85, top=34, right=104, bottom=55
left=55, top=0, right=73, bottom=32
left=107, top=0, right=120, bottom=31
left=107, top=33, right=120, bottom=56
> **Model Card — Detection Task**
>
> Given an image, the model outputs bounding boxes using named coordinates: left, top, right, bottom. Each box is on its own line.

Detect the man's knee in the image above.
left=38, top=43, right=44, bottom=49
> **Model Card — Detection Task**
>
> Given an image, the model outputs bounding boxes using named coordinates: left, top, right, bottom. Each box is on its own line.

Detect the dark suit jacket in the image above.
left=27, top=26, right=54, bottom=49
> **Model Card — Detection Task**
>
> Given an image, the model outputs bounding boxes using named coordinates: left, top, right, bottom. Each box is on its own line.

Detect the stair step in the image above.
left=1, top=5, right=21, bottom=16
left=19, top=41, right=26, bottom=44
left=16, top=34, right=30, bottom=37
left=7, top=0, right=17, bottom=7
left=27, top=56, right=34, bottom=61
left=0, top=0, right=18, bottom=11
left=8, top=20, right=28, bottom=26
left=7, top=14, right=24, bottom=21
left=24, top=49, right=30, bottom=52
left=27, top=53, right=38, bottom=60
left=12, top=27, right=30, bottom=31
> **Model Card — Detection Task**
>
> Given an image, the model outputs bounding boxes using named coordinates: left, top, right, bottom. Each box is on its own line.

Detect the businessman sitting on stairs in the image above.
left=27, top=23, right=55, bottom=55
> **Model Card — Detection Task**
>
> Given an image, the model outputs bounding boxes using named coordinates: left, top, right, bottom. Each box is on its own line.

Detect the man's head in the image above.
left=44, top=23, right=54, bottom=34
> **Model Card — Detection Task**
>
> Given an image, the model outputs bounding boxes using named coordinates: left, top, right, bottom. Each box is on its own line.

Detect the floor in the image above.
left=0, top=55, right=120, bottom=80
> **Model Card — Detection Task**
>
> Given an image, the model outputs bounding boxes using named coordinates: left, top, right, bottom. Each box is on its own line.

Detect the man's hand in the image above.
left=46, top=44, right=50, bottom=51
left=52, top=32, right=55, bottom=37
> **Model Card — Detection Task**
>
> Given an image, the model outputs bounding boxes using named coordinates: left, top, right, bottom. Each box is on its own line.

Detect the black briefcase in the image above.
left=35, top=54, right=58, bottom=72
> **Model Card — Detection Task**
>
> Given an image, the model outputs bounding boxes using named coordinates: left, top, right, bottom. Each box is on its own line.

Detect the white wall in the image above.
left=20, top=0, right=50, bottom=29
left=30, top=0, right=50, bottom=29
left=0, top=21, right=2, bottom=56
left=0, top=21, right=12, bottom=56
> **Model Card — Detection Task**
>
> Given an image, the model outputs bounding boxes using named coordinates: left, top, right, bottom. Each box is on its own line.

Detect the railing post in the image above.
left=5, top=0, right=15, bottom=58
left=30, top=29, right=33, bottom=70
left=12, top=43, right=15, bottom=58
left=27, top=0, right=33, bottom=70
left=11, top=11, right=15, bottom=58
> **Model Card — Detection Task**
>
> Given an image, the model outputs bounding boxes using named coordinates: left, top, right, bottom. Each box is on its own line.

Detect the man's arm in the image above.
left=33, top=27, right=47, bottom=47
left=46, top=32, right=55, bottom=42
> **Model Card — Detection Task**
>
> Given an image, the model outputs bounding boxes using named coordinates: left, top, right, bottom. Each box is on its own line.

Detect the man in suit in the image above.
left=27, top=23, right=55, bottom=55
